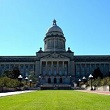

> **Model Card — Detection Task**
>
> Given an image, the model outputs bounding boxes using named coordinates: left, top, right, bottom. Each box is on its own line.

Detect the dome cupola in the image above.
left=46, top=19, right=64, bottom=36
left=44, top=20, right=66, bottom=52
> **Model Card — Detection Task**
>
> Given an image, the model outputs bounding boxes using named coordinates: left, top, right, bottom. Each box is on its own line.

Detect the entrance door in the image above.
left=60, top=78, right=62, bottom=83
left=54, top=78, right=57, bottom=84
left=48, top=78, right=51, bottom=83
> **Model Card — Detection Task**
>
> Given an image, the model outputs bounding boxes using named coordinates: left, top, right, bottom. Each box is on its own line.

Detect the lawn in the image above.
left=0, top=90, right=110, bottom=110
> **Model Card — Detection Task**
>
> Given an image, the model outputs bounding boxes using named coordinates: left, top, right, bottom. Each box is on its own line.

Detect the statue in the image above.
left=53, top=19, right=57, bottom=25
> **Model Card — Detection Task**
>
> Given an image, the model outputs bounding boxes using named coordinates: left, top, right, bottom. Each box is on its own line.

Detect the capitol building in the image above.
left=0, top=20, right=110, bottom=89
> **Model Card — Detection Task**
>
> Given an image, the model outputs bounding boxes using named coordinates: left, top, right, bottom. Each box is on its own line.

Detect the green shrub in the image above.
left=0, top=77, right=20, bottom=88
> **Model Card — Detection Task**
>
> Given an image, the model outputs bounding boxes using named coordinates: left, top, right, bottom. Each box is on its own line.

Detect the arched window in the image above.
left=48, top=78, right=51, bottom=83
left=54, top=78, right=57, bottom=84
left=60, top=78, right=62, bottom=83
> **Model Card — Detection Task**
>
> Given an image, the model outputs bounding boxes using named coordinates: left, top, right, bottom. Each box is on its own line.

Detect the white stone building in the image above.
left=0, top=20, right=110, bottom=89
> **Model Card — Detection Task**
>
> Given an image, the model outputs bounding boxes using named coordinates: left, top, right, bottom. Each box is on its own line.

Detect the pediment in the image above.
left=41, top=53, right=69, bottom=59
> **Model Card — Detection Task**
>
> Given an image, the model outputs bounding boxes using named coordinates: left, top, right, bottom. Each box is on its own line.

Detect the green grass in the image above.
left=0, top=90, right=110, bottom=110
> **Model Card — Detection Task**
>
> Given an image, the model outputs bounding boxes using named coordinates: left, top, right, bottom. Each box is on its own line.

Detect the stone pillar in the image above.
left=57, top=61, right=59, bottom=75
left=46, top=61, right=47, bottom=75
left=84, top=64, right=86, bottom=77
left=86, top=64, right=88, bottom=77
left=63, top=61, right=64, bottom=75
left=39, top=61, right=42, bottom=75
left=68, top=61, right=70, bottom=75
left=109, top=63, right=110, bottom=71
left=80, top=64, right=81, bottom=77
left=9, top=64, right=11, bottom=70
left=51, top=61, right=53, bottom=75
left=90, top=63, right=91, bottom=74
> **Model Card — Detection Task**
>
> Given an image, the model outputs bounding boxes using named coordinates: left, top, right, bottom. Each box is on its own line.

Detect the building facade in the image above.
left=0, top=20, right=110, bottom=88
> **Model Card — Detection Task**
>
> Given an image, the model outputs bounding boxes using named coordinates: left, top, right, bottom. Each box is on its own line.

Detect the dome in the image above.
left=44, top=20, right=66, bottom=52
left=47, top=25, right=63, bottom=33
left=46, top=19, right=64, bottom=36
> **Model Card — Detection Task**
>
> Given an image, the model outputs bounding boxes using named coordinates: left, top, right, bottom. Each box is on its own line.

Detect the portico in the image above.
left=35, top=20, right=74, bottom=89
left=39, top=58, right=71, bottom=85
left=41, top=60, right=69, bottom=76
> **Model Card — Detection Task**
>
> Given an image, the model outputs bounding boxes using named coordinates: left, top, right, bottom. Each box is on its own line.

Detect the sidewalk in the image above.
left=77, top=90, right=110, bottom=95
left=0, top=90, right=34, bottom=97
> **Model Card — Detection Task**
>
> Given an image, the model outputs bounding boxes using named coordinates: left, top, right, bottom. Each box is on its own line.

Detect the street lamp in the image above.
left=39, top=75, right=41, bottom=86
left=109, top=70, right=110, bottom=91
left=89, top=74, right=93, bottom=90
left=25, top=76, right=28, bottom=85
left=78, top=79, right=81, bottom=87
left=29, top=79, right=32, bottom=88
left=18, top=75, right=23, bottom=83
left=82, top=76, right=86, bottom=84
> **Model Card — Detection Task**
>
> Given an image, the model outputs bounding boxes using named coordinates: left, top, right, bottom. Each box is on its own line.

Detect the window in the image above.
left=65, top=71, right=67, bottom=75
left=54, top=70, right=56, bottom=75
left=59, top=71, right=62, bottom=75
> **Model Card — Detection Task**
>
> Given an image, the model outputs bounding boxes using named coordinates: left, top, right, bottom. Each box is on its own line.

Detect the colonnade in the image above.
left=40, top=61, right=69, bottom=76
left=75, top=63, right=110, bottom=77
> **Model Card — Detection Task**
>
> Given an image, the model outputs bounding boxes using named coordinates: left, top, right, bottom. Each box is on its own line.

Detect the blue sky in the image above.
left=0, top=0, right=110, bottom=56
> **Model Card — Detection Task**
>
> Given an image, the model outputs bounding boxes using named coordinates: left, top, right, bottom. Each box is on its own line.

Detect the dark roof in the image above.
left=74, top=55, right=110, bottom=62
left=0, top=56, right=37, bottom=62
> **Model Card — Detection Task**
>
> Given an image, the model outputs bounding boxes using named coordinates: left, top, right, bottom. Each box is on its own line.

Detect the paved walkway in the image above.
left=0, top=90, right=34, bottom=97
left=77, top=90, right=110, bottom=95
left=0, top=90, right=110, bottom=97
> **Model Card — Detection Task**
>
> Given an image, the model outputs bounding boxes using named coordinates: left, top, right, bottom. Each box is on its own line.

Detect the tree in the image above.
left=12, top=67, right=20, bottom=79
left=101, top=77, right=108, bottom=86
left=93, top=67, right=103, bottom=79
left=28, top=71, right=38, bottom=83
left=92, top=77, right=101, bottom=90
left=2, top=68, right=20, bottom=79
left=2, top=70, right=13, bottom=78
left=0, top=77, right=20, bottom=88
left=105, top=77, right=110, bottom=91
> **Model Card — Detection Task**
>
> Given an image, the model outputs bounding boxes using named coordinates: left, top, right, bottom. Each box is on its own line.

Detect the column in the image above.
left=57, top=61, right=59, bottom=75
left=109, top=63, right=110, bottom=71
left=90, top=63, right=91, bottom=74
left=9, top=64, right=11, bottom=70
left=46, top=61, right=47, bottom=75
left=80, top=64, right=81, bottom=77
left=51, top=61, right=53, bottom=75
left=68, top=61, right=70, bottom=75
left=63, top=61, right=64, bottom=75
left=104, top=63, right=105, bottom=75
left=40, top=61, right=42, bottom=75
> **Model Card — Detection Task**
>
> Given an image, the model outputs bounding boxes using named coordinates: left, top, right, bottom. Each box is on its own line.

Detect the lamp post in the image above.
left=108, top=70, right=110, bottom=91
left=39, top=75, right=41, bottom=86
left=82, top=76, right=86, bottom=84
left=89, top=74, right=93, bottom=90
left=25, top=76, right=28, bottom=85
left=18, top=75, right=23, bottom=83
left=78, top=79, right=81, bottom=87
left=18, top=75, right=23, bottom=88
left=29, top=79, right=32, bottom=88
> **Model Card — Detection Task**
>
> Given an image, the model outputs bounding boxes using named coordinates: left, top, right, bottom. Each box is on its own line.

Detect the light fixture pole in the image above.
left=109, top=70, right=110, bottom=91
left=29, top=79, right=32, bottom=88
left=82, top=76, right=86, bottom=84
left=18, top=75, right=23, bottom=88
left=39, top=75, right=41, bottom=86
left=89, top=74, right=93, bottom=90
left=18, top=75, right=23, bottom=83
left=78, top=79, right=81, bottom=87
left=25, top=76, right=28, bottom=85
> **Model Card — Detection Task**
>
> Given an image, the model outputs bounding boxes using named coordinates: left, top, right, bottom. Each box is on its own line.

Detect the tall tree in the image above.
left=93, top=67, right=103, bottom=79
left=12, top=67, right=20, bottom=79
left=2, top=67, right=20, bottom=79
